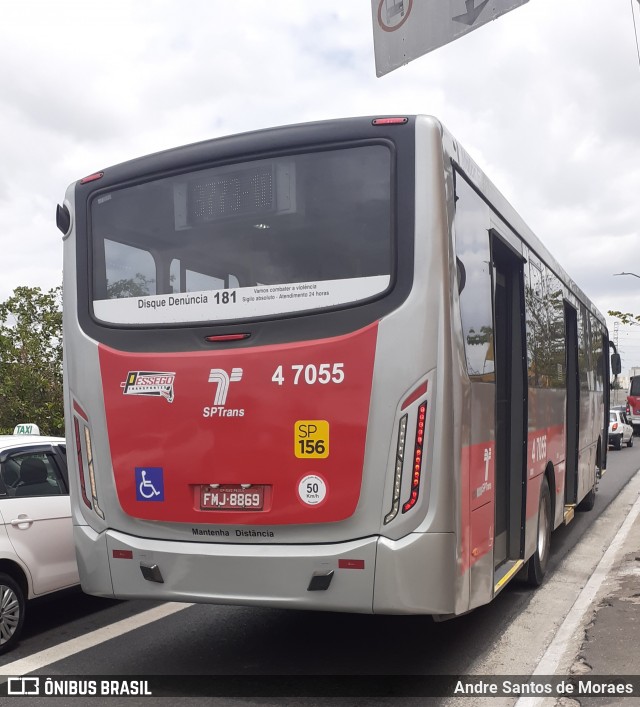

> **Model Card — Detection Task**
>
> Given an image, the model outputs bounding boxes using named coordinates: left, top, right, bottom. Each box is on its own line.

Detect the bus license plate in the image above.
left=200, top=486, right=264, bottom=511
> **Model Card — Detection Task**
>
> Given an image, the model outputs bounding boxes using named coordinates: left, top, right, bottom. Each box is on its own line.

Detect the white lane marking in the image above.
left=0, top=601, right=193, bottom=677
left=515, top=480, right=640, bottom=707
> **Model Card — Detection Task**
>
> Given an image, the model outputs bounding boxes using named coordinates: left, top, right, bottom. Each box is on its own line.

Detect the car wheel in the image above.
left=628, top=434, right=634, bottom=448
left=613, top=436, right=622, bottom=450
left=527, top=477, right=551, bottom=586
left=0, top=573, right=25, bottom=654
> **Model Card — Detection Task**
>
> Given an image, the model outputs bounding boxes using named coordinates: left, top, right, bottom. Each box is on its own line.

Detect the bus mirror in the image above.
left=611, top=353, right=621, bottom=376
left=56, top=204, right=71, bottom=235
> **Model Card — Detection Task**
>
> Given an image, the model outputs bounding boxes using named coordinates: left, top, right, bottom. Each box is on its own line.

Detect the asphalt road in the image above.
left=1, top=443, right=639, bottom=706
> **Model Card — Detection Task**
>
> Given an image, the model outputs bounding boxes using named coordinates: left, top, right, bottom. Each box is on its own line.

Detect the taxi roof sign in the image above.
left=13, top=423, right=40, bottom=435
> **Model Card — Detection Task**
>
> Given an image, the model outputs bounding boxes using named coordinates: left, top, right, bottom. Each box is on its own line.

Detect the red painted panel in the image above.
left=460, top=423, right=567, bottom=573
left=470, top=501, right=494, bottom=565
left=460, top=440, right=495, bottom=574
left=98, top=324, right=378, bottom=525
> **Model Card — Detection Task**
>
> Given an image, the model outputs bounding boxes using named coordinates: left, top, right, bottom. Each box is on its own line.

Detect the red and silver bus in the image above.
left=58, top=116, right=614, bottom=616
left=627, top=376, right=640, bottom=435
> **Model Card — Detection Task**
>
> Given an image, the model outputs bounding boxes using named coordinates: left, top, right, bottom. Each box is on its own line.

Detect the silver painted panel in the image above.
left=374, top=532, right=457, bottom=614
left=106, top=529, right=377, bottom=612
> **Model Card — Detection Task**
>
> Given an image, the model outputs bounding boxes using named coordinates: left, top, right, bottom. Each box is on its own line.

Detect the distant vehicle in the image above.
left=627, top=376, right=640, bottom=435
left=0, top=425, right=78, bottom=654
left=608, top=409, right=633, bottom=450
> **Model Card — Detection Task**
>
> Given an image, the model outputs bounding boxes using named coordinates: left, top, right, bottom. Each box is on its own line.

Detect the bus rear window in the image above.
left=631, top=377, right=640, bottom=396
left=90, top=145, right=392, bottom=325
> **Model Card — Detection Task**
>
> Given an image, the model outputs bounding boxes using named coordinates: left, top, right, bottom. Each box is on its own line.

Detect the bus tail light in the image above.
left=83, top=425, right=105, bottom=519
left=372, top=117, right=408, bottom=125
left=403, top=401, right=427, bottom=514
left=80, top=171, right=104, bottom=184
left=384, top=414, right=408, bottom=524
left=205, top=333, right=251, bottom=342
left=74, top=417, right=92, bottom=509
left=73, top=402, right=105, bottom=520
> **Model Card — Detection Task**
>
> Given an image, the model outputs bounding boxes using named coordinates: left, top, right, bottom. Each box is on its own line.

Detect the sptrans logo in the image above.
left=121, top=371, right=175, bottom=403
left=203, top=368, right=244, bottom=418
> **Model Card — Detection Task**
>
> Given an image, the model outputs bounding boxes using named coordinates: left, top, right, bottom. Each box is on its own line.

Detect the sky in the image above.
left=2, top=0, right=640, bottom=372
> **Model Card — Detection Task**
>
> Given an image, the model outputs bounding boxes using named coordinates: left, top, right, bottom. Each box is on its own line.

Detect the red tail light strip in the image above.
left=402, top=401, right=427, bottom=514
left=401, top=381, right=428, bottom=410
left=205, top=333, right=251, bottom=342
left=372, top=117, right=408, bottom=125
left=73, top=400, right=89, bottom=421
left=80, top=171, right=104, bottom=184
left=74, top=417, right=92, bottom=509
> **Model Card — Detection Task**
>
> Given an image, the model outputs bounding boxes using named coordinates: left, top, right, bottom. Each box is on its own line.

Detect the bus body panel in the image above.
left=373, top=532, right=457, bottom=614
left=61, top=115, right=610, bottom=617
left=628, top=376, right=640, bottom=432
left=73, top=523, right=113, bottom=597
left=97, top=324, right=378, bottom=527
left=102, top=528, right=378, bottom=612
left=74, top=524, right=460, bottom=616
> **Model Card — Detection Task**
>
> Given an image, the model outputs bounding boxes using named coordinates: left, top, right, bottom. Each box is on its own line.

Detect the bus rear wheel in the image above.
left=578, top=446, right=599, bottom=512
left=526, top=477, right=551, bottom=587
left=577, top=486, right=596, bottom=512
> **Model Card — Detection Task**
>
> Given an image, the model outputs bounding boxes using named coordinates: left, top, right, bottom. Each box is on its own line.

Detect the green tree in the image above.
left=608, top=310, right=640, bottom=326
left=107, top=273, right=155, bottom=299
left=0, top=286, right=63, bottom=436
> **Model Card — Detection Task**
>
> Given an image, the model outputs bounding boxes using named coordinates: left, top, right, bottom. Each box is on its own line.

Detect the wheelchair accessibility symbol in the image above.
left=135, top=467, right=164, bottom=501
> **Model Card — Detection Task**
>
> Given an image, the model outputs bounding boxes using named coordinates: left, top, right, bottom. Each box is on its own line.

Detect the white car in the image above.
left=0, top=426, right=79, bottom=653
left=608, top=409, right=634, bottom=450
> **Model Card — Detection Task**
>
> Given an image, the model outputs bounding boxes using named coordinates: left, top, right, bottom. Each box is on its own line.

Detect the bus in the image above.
left=57, top=115, right=617, bottom=617
left=627, top=376, right=640, bottom=435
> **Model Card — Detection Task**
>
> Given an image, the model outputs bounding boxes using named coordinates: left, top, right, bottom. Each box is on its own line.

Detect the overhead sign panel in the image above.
left=372, top=0, right=530, bottom=77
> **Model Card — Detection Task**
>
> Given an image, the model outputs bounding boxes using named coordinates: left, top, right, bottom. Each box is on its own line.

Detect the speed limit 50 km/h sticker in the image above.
left=298, top=475, right=327, bottom=506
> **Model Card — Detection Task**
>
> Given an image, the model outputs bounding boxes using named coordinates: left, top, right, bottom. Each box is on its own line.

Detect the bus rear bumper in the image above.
left=95, top=527, right=379, bottom=613
left=74, top=526, right=458, bottom=614
left=373, top=532, right=457, bottom=615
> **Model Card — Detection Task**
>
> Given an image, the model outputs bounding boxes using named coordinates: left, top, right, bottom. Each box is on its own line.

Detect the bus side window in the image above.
left=577, top=306, right=590, bottom=392
left=590, top=313, right=604, bottom=392
left=525, top=259, right=566, bottom=390
left=454, top=174, right=495, bottom=382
